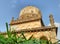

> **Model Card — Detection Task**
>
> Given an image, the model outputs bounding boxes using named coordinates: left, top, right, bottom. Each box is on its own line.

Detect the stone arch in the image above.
left=40, top=36, right=49, bottom=44
left=40, top=36, right=48, bottom=40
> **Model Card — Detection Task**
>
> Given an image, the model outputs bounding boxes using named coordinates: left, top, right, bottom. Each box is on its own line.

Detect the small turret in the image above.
left=49, top=14, right=55, bottom=26
left=12, top=17, right=14, bottom=21
left=10, top=17, right=14, bottom=24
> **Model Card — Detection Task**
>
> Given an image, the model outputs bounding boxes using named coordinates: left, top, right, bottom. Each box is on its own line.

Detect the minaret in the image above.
left=49, top=14, right=55, bottom=26
left=11, top=17, right=14, bottom=22
left=10, top=17, right=14, bottom=24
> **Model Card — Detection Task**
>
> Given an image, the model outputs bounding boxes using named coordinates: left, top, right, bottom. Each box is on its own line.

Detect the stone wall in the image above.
left=16, top=30, right=57, bottom=43
left=10, top=20, right=42, bottom=31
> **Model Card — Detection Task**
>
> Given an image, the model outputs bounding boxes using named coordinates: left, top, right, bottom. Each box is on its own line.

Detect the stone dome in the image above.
left=19, top=6, right=42, bottom=19
left=10, top=6, right=44, bottom=26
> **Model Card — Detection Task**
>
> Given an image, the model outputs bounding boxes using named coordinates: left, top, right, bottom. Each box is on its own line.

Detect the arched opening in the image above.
left=40, top=36, right=49, bottom=44
left=40, top=36, right=48, bottom=40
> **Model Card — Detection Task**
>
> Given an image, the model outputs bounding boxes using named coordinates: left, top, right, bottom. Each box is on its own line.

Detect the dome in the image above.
left=19, top=6, right=42, bottom=18
left=10, top=6, right=44, bottom=26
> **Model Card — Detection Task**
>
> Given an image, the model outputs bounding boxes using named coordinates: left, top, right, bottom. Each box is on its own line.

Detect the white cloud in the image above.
left=48, top=22, right=60, bottom=27
left=54, top=22, right=60, bottom=27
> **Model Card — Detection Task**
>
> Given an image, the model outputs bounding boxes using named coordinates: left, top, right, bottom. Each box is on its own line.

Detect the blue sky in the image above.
left=0, top=0, right=60, bottom=39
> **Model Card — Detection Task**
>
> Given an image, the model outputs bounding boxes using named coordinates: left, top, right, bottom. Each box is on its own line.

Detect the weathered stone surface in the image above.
left=10, top=20, right=42, bottom=31
left=10, top=6, right=58, bottom=43
left=1, top=6, right=58, bottom=43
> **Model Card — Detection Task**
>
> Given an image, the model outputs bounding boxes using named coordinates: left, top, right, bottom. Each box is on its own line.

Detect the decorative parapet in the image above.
left=0, top=26, right=57, bottom=35
left=10, top=13, right=41, bottom=25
